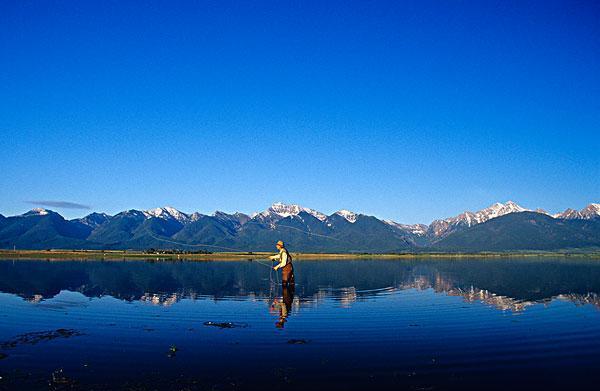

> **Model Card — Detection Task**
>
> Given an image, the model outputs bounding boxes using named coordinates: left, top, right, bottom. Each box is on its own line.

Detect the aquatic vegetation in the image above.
left=49, top=368, right=77, bottom=390
left=287, top=339, right=309, bottom=344
left=167, top=344, right=178, bottom=358
left=1, top=329, right=83, bottom=349
left=203, top=321, right=248, bottom=329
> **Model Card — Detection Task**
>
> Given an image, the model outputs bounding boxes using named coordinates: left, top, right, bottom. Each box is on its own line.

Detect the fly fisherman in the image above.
left=269, top=240, right=294, bottom=286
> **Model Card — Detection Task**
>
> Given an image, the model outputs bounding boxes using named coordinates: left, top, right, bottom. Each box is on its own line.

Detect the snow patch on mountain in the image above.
left=119, top=209, right=147, bottom=218
left=189, top=212, right=204, bottom=221
left=475, top=201, right=527, bottom=222
left=213, top=211, right=251, bottom=226
left=24, top=208, right=50, bottom=216
left=456, top=201, right=526, bottom=225
left=335, top=210, right=358, bottom=223
left=553, top=208, right=581, bottom=219
left=584, top=203, right=600, bottom=217
left=554, top=203, right=600, bottom=220
left=428, top=201, right=529, bottom=238
left=144, top=206, right=190, bottom=223
left=384, top=220, right=428, bottom=236
left=77, top=212, right=111, bottom=228
left=258, top=202, right=328, bottom=222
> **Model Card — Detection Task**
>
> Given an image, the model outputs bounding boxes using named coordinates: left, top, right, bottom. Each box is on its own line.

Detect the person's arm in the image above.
left=274, top=251, right=288, bottom=270
left=269, top=252, right=281, bottom=270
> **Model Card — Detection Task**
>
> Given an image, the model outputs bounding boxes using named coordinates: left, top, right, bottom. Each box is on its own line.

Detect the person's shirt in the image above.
left=269, top=248, right=291, bottom=270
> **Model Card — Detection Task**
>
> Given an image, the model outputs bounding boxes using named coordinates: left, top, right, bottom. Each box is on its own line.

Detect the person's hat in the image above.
left=276, top=240, right=284, bottom=247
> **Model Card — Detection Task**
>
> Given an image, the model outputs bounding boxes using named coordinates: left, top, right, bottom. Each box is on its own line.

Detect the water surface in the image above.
left=1, top=257, right=599, bottom=390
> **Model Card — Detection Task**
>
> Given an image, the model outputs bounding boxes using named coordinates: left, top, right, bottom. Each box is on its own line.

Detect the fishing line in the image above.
left=253, top=259, right=273, bottom=268
left=256, top=259, right=280, bottom=288
left=144, top=227, right=372, bottom=255
left=145, top=227, right=284, bottom=269
left=243, top=221, right=343, bottom=241
left=143, top=228, right=291, bottom=304
left=144, top=230, right=244, bottom=251
left=143, top=218, right=343, bottom=252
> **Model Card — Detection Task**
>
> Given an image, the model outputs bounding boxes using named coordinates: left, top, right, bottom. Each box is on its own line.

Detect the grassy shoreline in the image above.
left=0, top=249, right=599, bottom=261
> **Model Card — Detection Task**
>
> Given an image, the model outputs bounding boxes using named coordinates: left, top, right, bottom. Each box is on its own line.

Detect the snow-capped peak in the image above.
left=384, top=220, right=427, bottom=235
left=445, top=201, right=528, bottom=226
left=24, top=208, right=50, bottom=216
left=144, top=206, right=190, bottom=223
left=428, top=201, right=529, bottom=238
left=77, top=212, right=111, bottom=227
left=582, top=203, right=600, bottom=218
left=478, top=201, right=527, bottom=221
left=260, top=202, right=328, bottom=222
left=554, top=203, right=600, bottom=220
left=189, top=212, right=204, bottom=221
left=335, top=209, right=358, bottom=223
left=213, top=211, right=250, bottom=225
left=553, top=208, right=580, bottom=219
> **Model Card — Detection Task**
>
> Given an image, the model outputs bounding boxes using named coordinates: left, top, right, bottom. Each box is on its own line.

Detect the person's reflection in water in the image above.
left=271, top=284, right=295, bottom=329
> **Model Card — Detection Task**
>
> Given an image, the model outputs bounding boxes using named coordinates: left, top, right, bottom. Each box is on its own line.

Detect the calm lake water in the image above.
left=1, top=257, right=600, bottom=390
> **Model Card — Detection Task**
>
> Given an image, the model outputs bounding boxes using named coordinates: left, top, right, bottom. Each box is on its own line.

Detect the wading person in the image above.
left=269, top=240, right=294, bottom=286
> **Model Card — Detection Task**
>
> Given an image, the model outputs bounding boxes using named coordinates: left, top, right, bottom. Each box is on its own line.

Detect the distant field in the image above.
left=0, top=249, right=598, bottom=260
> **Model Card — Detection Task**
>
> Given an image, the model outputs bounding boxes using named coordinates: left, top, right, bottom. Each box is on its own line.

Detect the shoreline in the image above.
left=0, top=249, right=599, bottom=261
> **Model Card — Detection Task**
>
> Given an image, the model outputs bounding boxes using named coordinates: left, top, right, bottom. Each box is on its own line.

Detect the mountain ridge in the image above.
left=0, top=201, right=598, bottom=252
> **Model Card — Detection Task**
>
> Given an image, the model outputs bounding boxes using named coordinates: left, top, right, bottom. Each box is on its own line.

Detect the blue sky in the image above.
left=1, top=0, right=598, bottom=224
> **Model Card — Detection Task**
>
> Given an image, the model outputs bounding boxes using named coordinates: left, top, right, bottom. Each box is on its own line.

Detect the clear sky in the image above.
left=1, top=0, right=598, bottom=224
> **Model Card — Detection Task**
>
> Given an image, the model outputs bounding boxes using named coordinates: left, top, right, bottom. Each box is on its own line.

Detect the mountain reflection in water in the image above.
left=1, top=258, right=599, bottom=311
left=1, top=257, right=600, bottom=391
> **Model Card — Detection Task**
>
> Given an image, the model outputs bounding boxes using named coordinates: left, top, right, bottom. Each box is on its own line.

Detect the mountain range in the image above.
left=0, top=201, right=598, bottom=252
